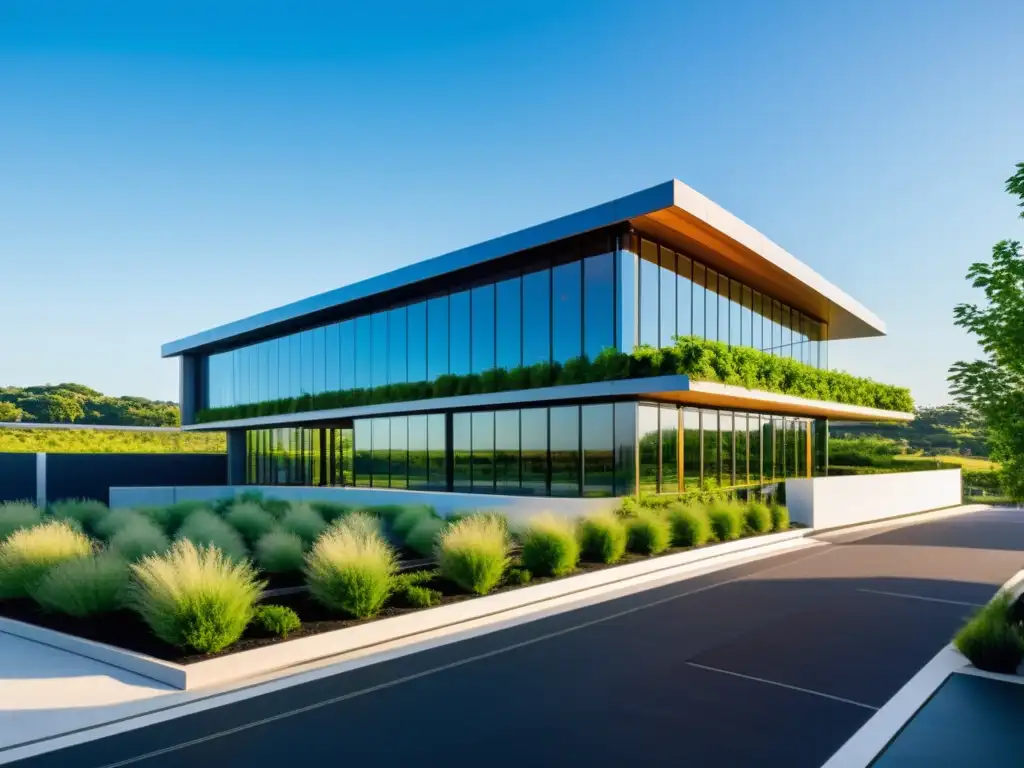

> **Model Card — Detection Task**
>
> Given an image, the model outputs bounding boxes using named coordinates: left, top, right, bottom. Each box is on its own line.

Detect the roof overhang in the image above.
left=183, top=375, right=912, bottom=431
left=163, top=180, right=885, bottom=358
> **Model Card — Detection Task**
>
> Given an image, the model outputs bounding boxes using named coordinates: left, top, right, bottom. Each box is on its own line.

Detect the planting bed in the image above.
left=0, top=535, right=779, bottom=665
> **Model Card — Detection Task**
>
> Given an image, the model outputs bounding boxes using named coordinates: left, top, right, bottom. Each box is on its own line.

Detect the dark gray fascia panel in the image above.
left=161, top=181, right=676, bottom=358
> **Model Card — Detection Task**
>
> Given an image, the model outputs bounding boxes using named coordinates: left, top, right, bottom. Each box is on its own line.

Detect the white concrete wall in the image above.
left=109, top=485, right=619, bottom=526
left=786, top=469, right=962, bottom=530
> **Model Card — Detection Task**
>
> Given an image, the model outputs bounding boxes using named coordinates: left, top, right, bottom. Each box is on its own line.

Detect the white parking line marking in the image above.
left=685, top=662, right=878, bottom=711
left=856, top=589, right=985, bottom=609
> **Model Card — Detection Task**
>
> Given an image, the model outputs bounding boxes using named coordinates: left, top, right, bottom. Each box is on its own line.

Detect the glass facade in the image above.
left=245, top=404, right=824, bottom=496
left=203, top=230, right=827, bottom=411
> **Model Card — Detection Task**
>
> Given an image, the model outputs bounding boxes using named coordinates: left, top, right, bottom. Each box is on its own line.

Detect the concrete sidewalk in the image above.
left=4, top=505, right=1023, bottom=767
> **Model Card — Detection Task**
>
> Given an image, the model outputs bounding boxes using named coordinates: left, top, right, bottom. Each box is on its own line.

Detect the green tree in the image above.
left=44, top=393, right=85, bottom=423
left=0, top=402, right=24, bottom=422
left=949, top=162, right=1024, bottom=498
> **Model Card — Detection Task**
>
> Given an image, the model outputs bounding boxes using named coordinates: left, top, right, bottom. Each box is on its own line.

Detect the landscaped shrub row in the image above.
left=194, top=336, right=914, bottom=424
left=0, top=492, right=792, bottom=657
left=954, top=592, right=1024, bottom=674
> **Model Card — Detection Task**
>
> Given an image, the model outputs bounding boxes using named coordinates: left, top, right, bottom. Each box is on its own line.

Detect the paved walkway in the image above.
left=5, top=506, right=1024, bottom=767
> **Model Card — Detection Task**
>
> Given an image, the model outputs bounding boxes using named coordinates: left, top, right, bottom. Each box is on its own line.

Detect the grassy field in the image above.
left=0, top=428, right=225, bottom=454
left=893, top=454, right=1000, bottom=471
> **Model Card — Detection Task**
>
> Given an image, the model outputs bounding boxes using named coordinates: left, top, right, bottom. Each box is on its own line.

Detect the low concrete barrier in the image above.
left=787, top=469, right=962, bottom=530
left=110, top=485, right=618, bottom=524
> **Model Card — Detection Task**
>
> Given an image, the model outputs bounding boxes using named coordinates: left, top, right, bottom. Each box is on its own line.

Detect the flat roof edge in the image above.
left=162, top=181, right=677, bottom=357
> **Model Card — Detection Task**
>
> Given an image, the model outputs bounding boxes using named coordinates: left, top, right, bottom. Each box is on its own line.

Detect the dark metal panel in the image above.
left=0, top=454, right=37, bottom=503
left=45, top=454, right=227, bottom=505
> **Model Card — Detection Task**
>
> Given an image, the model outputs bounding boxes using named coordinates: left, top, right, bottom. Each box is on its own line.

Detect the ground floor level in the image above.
left=238, top=398, right=829, bottom=498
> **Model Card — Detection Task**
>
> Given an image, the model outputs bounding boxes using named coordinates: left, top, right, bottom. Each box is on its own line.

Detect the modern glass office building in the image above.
left=164, top=180, right=909, bottom=499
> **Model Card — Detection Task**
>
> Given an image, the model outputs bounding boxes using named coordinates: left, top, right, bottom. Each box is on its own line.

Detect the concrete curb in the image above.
left=821, top=562, right=1024, bottom=768
left=0, top=529, right=812, bottom=691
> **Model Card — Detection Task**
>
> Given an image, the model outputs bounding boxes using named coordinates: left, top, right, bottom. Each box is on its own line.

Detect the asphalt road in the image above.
left=13, top=506, right=1024, bottom=768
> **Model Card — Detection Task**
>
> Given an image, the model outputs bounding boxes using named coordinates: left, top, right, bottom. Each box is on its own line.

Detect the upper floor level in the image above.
left=166, top=180, right=888, bottom=423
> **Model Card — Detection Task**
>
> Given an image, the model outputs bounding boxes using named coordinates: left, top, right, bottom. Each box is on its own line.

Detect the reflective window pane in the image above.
left=549, top=406, right=580, bottom=497
left=583, top=252, right=614, bottom=360
left=325, top=324, right=340, bottom=393
left=639, top=240, right=659, bottom=347
left=773, top=417, right=786, bottom=479
left=371, top=417, right=390, bottom=487
left=661, top=405, right=678, bottom=493
left=389, top=417, right=408, bottom=488
left=520, top=408, right=548, bottom=495
left=752, top=292, right=763, bottom=351
left=582, top=404, right=614, bottom=497
left=408, top=415, right=429, bottom=490
left=638, top=404, right=659, bottom=494
left=452, top=413, right=471, bottom=492
left=730, top=281, right=742, bottom=348
left=660, top=247, right=676, bottom=348
left=741, top=286, right=753, bottom=350
left=496, top=277, right=522, bottom=371
left=692, top=262, right=706, bottom=340
left=355, top=317, right=371, bottom=389
left=354, top=419, right=372, bottom=487
left=471, top=284, right=495, bottom=374
left=340, top=320, right=355, bottom=392
left=427, top=296, right=449, bottom=381
left=267, top=341, right=279, bottom=403
left=388, top=307, right=407, bottom=385
left=677, top=255, right=692, bottom=338
left=449, top=291, right=471, bottom=376
left=705, top=269, right=718, bottom=343
left=407, top=302, right=427, bottom=383
left=552, top=260, right=582, bottom=363
left=682, top=408, right=701, bottom=489
left=300, top=331, right=314, bottom=395
left=617, top=246, right=637, bottom=352
left=471, top=411, right=495, bottom=492
left=749, top=414, right=762, bottom=483
left=702, top=410, right=720, bottom=490
left=371, top=311, right=388, bottom=388
left=258, top=342, right=270, bottom=404
left=495, top=410, right=520, bottom=492
left=613, top=402, right=636, bottom=496
left=735, top=412, right=749, bottom=486
left=718, top=275, right=731, bottom=347
left=427, top=413, right=447, bottom=490
left=289, top=334, right=301, bottom=398
left=720, top=411, right=734, bottom=487
left=522, top=269, right=551, bottom=366
left=312, top=328, right=326, bottom=395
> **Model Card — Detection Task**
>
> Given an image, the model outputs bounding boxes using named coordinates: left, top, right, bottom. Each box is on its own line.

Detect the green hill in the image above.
left=0, top=383, right=179, bottom=427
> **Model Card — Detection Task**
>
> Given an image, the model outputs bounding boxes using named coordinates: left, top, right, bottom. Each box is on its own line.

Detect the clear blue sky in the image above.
left=2, top=0, right=1021, bottom=406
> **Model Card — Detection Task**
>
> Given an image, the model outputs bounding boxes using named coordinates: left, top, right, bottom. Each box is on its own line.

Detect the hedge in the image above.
left=195, top=337, right=913, bottom=424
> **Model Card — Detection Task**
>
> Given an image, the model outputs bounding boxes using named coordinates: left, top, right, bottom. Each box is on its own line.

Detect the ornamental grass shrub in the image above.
left=743, top=501, right=773, bottom=535
left=0, top=521, right=93, bottom=598
left=404, top=516, right=447, bottom=558
left=225, top=502, right=277, bottom=545
left=578, top=512, right=628, bottom=564
left=521, top=514, right=580, bottom=577
left=404, top=585, right=441, bottom=608
left=253, top=604, right=301, bottom=638
left=437, top=515, right=510, bottom=595
left=255, top=530, right=305, bottom=574
left=626, top=514, right=672, bottom=555
left=707, top=500, right=744, bottom=542
left=954, top=593, right=1024, bottom=674
left=49, top=499, right=108, bottom=535
left=309, top=501, right=351, bottom=522
left=0, top=501, right=42, bottom=542
left=109, top=518, right=170, bottom=562
left=129, top=539, right=264, bottom=654
left=771, top=505, right=790, bottom=532
left=93, top=508, right=149, bottom=540
left=154, top=500, right=212, bottom=534
left=280, top=503, right=326, bottom=547
left=304, top=525, right=397, bottom=618
left=333, top=511, right=384, bottom=541
left=666, top=503, right=712, bottom=548
left=176, top=510, right=248, bottom=562
left=31, top=552, right=129, bottom=617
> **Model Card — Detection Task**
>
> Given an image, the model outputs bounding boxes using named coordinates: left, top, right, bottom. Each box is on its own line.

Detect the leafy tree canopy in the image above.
left=949, top=162, right=1024, bottom=498
left=0, top=384, right=179, bottom=427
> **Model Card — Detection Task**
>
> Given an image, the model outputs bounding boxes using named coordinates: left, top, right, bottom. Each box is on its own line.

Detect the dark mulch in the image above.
left=0, top=530, right=785, bottom=666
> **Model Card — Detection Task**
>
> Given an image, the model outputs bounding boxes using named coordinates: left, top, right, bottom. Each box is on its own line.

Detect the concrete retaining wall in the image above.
left=786, top=469, right=962, bottom=530
left=110, top=485, right=619, bottom=524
